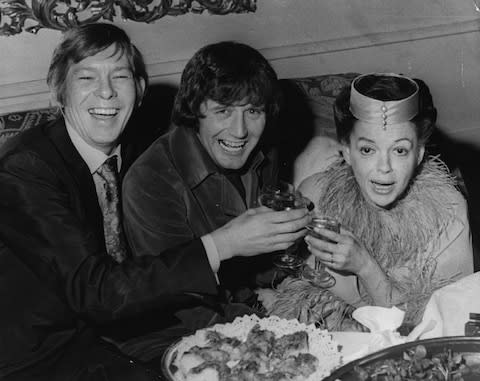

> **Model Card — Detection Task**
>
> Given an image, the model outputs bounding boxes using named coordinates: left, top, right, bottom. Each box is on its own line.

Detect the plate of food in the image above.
left=323, top=336, right=480, bottom=381
left=161, top=314, right=345, bottom=381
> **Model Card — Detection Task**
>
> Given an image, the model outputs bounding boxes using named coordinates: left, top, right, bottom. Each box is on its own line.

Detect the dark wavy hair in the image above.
left=334, top=74, right=437, bottom=146
left=47, top=23, right=148, bottom=107
left=172, top=41, right=282, bottom=130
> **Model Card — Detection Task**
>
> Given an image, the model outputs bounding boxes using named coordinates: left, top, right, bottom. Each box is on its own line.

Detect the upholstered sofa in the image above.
left=0, top=71, right=470, bottom=200
left=1, top=73, right=478, bottom=267
left=0, top=73, right=356, bottom=184
left=0, top=72, right=470, bottom=191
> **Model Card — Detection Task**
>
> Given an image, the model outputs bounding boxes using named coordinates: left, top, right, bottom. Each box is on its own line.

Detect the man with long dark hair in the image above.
left=123, top=41, right=310, bottom=313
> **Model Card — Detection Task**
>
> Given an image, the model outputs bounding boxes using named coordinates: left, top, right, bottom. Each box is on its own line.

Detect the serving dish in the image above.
left=160, top=315, right=343, bottom=381
left=324, top=336, right=480, bottom=381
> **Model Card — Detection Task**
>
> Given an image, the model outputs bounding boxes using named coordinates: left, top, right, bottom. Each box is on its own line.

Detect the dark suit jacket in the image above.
left=0, top=119, right=218, bottom=379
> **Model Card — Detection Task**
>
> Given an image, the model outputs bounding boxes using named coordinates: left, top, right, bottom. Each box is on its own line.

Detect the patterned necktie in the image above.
left=96, top=156, right=128, bottom=263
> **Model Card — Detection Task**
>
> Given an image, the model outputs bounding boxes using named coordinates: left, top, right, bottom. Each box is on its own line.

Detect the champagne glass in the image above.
left=303, top=215, right=339, bottom=288
left=258, top=181, right=311, bottom=273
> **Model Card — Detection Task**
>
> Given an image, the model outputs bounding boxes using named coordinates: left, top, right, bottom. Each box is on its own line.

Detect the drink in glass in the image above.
left=304, top=215, right=340, bottom=287
left=258, top=182, right=310, bottom=273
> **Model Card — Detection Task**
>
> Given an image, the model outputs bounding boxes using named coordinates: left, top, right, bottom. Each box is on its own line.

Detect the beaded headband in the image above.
left=349, top=73, right=419, bottom=130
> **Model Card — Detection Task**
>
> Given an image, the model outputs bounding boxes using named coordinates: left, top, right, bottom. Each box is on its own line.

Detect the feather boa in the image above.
left=263, top=156, right=461, bottom=326
left=311, top=156, right=461, bottom=323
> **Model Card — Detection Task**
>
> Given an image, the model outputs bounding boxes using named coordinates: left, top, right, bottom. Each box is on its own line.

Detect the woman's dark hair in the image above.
left=172, top=41, right=282, bottom=130
left=334, top=74, right=437, bottom=145
left=47, top=23, right=148, bottom=107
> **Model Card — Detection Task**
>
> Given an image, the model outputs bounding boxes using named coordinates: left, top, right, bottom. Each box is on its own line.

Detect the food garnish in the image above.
left=353, top=344, right=480, bottom=381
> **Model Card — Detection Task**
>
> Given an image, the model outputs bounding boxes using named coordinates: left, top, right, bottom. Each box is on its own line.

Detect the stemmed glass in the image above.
left=258, top=181, right=311, bottom=274
left=303, top=215, right=339, bottom=288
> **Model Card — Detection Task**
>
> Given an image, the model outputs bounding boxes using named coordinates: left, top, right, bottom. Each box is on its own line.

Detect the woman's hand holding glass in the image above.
left=302, top=216, right=340, bottom=287
left=305, top=225, right=372, bottom=276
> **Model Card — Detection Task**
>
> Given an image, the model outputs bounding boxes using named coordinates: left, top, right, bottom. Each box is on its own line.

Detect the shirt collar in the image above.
left=65, top=122, right=122, bottom=174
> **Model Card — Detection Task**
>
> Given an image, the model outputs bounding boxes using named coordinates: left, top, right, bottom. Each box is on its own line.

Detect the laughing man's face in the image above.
left=197, top=99, right=266, bottom=170
left=63, top=45, right=143, bottom=154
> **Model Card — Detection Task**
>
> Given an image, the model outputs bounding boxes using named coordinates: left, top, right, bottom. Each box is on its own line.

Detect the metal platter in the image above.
left=324, top=336, right=480, bottom=381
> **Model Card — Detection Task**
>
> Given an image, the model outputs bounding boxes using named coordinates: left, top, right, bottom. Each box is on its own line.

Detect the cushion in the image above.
left=0, top=107, right=59, bottom=148
left=287, top=73, right=358, bottom=138
left=280, top=73, right=358, bottom=186
left=293, top=136, right=342, bottom=188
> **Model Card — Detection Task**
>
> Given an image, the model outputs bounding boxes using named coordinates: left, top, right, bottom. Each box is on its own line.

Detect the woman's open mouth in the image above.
left=371, top=180, right=395, bottom=194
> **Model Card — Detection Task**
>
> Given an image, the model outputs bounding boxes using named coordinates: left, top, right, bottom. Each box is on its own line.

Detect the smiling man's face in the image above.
left=197, top=99, right=266, bottom=170
left=63, top=45, right=143, bottom=154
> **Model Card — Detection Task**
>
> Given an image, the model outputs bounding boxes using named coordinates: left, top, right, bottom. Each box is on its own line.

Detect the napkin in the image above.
left=414, top=272, right=480, bottom=339
left=353, top=305, right=405, bottom=332
left=352, top=306, right=407, bottom=352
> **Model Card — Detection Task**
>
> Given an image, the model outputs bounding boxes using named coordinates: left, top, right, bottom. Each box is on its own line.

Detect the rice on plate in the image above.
left=162, top=314, right=344, bottom=381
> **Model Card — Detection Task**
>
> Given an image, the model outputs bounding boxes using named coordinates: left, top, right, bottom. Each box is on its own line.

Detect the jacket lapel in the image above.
left=45, top=120, right=105, bottom=242
left=119, top=136, right=141, bottom=179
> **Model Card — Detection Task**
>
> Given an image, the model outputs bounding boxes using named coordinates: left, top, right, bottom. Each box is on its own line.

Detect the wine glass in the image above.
left=258, top=181, right=311, bottom=273
left=303, top=215, right=339, bottom=288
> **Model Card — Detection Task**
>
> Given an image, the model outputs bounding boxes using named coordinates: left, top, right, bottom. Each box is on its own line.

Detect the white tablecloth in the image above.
left=418, top=272, right=480, bottom=339
left=337, top=274, right=480, bottom=361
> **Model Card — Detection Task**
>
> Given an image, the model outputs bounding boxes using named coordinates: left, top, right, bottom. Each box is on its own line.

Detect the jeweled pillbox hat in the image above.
left=349, top=73, right=419, bottom=128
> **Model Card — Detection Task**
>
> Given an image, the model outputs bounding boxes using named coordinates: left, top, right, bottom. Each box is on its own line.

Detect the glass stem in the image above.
left=285, top=238, right=300, bottom=255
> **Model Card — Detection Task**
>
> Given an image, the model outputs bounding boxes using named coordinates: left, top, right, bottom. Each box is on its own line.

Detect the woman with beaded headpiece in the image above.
left=259, top=73, right=473, bottom=329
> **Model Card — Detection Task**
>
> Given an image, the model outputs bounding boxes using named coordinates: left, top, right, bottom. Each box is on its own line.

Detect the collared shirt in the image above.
left=65, top=123, right=121, bottom=216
